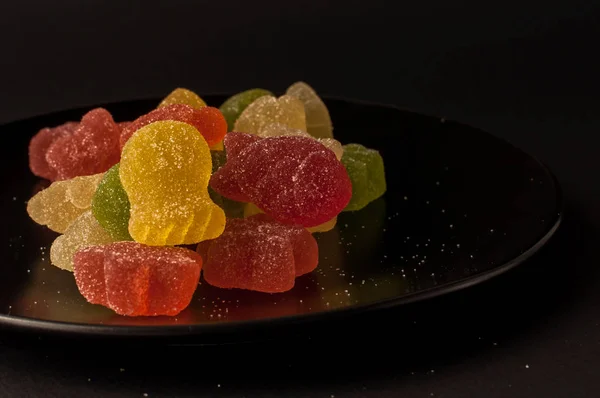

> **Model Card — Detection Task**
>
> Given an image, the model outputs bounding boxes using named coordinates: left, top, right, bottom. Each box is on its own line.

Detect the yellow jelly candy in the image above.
left=158, top=88, right=206, bottom=109
left=257, top=123, right=343, bottom=160
left=211, top=141, right=224, bottom=151
left=233, top=95, right=306, bottom=135
left=307, top=216, right=337, bottom=233
left=50, top=210, right=114, bottom=271
left=286, top=81, right=333, bottom=139
left=120, top=120, right=225, bottom=246
left=243, top=203, right=337, bottom=233
left=27, top=173, right=104, bottom=233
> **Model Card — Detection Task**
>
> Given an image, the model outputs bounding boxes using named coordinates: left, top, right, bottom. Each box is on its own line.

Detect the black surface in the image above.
left=1, top=1, right=599, bottom=397
left=0, top=96, right=561, bottom=340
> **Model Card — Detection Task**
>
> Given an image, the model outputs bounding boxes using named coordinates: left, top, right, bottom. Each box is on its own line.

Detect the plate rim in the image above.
left=0, top=98, right=564, bottom=338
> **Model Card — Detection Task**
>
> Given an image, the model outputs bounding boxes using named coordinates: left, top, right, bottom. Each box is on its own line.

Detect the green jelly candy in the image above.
left=219, top=89, right=273, bottom=131
left=209, top=150, right=245, bottom=218
left=91, top=163, right=133, bottom=241
left=341, top=144, right=386, bottom=211
left=211, top=149, right=227, bottom=173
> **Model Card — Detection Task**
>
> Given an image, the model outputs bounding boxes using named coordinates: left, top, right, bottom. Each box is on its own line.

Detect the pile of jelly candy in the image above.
left=26, top=83, right=387, bottom=317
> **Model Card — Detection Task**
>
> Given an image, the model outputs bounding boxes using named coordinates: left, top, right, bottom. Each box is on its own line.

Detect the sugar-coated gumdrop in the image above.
left=118, top=121, right=132, bottom=131
left=211, top=141, right=224, bottom=151
left=50, top=211, right=114, bottom=271
left=73, top=241, right=201, bottom=316
left=210, top=150, right=228, bottom=173
left=120, top=121, right=225, bottom=246
left=210, top=132, right=352, bottom=227
left=119, top=104, right=227, bottom=150
left=258, top=123, right=343, bottom=160
left=27, top=173, right=104, bottom=233
left=45, top=108, right=121, bottom=181
left=341, top=143, right=387, bottom=211
left=201, top=214, right=318, bottom=293
left=307, top=216, right=337, bottom=233
left=208, top=150, right=246, bottom=219
left=158, top=88, right=207, bottom=109
left=29, top=122, right=78, bottom=180
left=91, top=164, right=132, bottom=241
left=219, top=88, right=273, bottom=131
left=286, top=82, right=333, bottom=139
left=233, top=95, right=306, bottom=135
left=243, top=202, right=337, bottom=233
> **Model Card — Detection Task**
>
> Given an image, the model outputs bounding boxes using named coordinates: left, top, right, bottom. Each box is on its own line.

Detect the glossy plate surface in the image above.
left=0, top=96, right=561, bottom=337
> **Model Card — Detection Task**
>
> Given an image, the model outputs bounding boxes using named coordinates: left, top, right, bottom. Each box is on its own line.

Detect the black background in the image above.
left=1, top=1, right=599, bottom=397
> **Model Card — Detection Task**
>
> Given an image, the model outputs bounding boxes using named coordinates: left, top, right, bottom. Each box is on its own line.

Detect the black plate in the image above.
left=0, top=96, right=561, bottom=340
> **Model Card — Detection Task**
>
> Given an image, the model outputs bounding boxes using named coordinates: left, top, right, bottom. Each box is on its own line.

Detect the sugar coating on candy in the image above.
left=50, top=211, right=114, bottom=271
left=119, top=104, right=227, bottom=150
left=45, top=108, right=121, bottom=181
left=118, top=121, right=132, bottom=131
left=91, top=164, right=132, bottom=241
left=27, top=173, right=104, bottom=233
left=73, top=241, right=202, bottom=316
left=29, top=122, right=78, bottom=180
left=233, top=95, right=306, bottom=135
left=158, top=88, right=207, bottom=109
left=286, top=81, right=333, bottom=139
left=258, top=123, right=343, bottom=160
left=341, top=143, right=387, bottom=211
left=201, top=214, right=318, bottom=293
left=219, top=88, right=273, bottom=131
left=243, top=202, right=337, bottom=233
left=120, top=121, right=225, bottom=246
left=210, top=133, right=352, bottom=227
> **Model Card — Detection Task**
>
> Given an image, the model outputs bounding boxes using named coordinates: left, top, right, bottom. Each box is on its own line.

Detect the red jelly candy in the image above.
left=201, top=214, right=319, bottom=293
left=118, top=121, right=132, bottom=131
left=119, top=104, right=227, bottom=150
left=210, top=132, right=352, bottom=227
left=45, top=108, right=121, bottom=181
left=73, top=242, right=202, bottom=316
left=29, top=121, right=79, bottom=180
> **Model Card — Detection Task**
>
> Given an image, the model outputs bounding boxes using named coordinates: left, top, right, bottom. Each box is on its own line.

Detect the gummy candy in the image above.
left=50, top=210, right=114, bottom=271
left=73, top=241, right=202, bottom=316
left=219, top=88, right=273, bottom=131
left=243, top=202, right=337, bottom=233
left=120, top=120, right=226, bottom=246
left=118, top=121, right=132, bottom=131
left=29, top=122, right=78, bottom=180
left=119, top=104, right=227, bottom=150
left=341, top=144, right=387, bottom=211
left=210, top=149, right=228, bottom=173
left=91, top=164, right=132, bottom=241
left=233, top=95, right=306, bottom=135
left=27, top=173, right=104, bottom=233
left=210, top=132, right=352, bottom=227
left=208, top=150, right=246, bottom=219
left=286, top=82, right=333, bottom=139
left=307, top=216, right=337, bottom=233
left=45, top=108, right=121, bottom=181
left=257, top=123, right=343, bottom=160
left=201, top=214, right=318, bottom=293
left=158, top=87, right=206, bottom=109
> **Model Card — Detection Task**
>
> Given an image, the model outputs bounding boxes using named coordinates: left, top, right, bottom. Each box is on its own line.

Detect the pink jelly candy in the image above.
left=45, top=108, right=121, bottom=181
left=73, top=242, right=202, bottom=316
left=210, top=132, right=352, bottom=227
left=201, top=214, right=319, bottom=293
left=29, top=121, right=79, bottom=180
left=119, top=104, right=227, bottom=150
